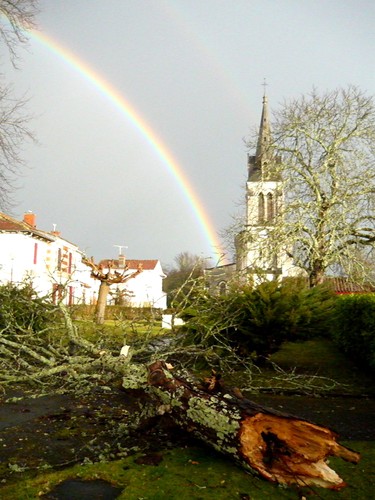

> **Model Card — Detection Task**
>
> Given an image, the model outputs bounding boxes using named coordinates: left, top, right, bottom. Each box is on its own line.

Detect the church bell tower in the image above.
left=235, top=93, right=292, bottom=280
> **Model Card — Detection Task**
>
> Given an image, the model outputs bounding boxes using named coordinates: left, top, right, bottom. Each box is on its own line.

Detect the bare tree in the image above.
left=163, top=252, right=207, bottom=306
left=0, top=84, right=34, bottom=208
left=247, top=85, right=375, bottom=287
left=0, top=0, right=39, bottom=209
left=0, top=0, right=39, bottom=64
left=83, top=257, right=142, bottom=324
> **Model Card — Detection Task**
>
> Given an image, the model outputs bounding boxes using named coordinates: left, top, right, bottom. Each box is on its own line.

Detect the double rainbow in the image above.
left=29, top=30, right=225, bottom=261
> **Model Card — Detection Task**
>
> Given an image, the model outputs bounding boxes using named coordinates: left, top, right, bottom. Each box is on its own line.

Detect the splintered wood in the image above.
left=147, top=361, right=360, bottom=490
left=239, top=413, right=359, bottom=489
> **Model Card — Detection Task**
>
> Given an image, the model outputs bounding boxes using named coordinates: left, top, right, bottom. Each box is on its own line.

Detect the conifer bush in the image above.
left=180, top=278, right=337, bottom=361
left=0, top=282, right=55, bottom=334
left=331, top=294, right=375, bottom=371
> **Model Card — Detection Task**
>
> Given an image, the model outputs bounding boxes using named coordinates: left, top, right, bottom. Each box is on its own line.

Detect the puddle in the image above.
left=42, top=479, right=123, bottom=499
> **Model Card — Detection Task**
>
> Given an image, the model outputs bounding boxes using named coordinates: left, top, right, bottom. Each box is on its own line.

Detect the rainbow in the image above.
left=27, top=29, right=225, bottom=261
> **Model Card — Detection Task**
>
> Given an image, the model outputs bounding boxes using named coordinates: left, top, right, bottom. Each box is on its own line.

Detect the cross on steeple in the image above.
left=261, top=78, right=268, bottom=97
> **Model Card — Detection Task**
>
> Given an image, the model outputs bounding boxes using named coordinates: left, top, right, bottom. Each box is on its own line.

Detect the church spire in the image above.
left=248, top=86, right=279, bottom=181
left=255, top=93, right=271, bottom=167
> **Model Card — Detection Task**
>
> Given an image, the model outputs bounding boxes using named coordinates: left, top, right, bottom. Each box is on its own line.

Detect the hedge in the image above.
left=331, top=294, right=375, bottom=371
left=70, top=304, right=162, bottom=322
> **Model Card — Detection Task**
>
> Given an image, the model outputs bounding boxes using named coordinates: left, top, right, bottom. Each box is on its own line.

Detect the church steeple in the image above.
left=248, top=91, right=277, bottom=181
left=255, top=94, right=271, bottom=166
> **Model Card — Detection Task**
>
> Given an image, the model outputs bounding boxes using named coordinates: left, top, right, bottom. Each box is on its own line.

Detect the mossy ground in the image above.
left=0, top=442, right=374, bottom=500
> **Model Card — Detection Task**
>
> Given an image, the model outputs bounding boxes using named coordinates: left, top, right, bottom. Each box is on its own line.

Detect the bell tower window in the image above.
left=267, top=193, right=274, bottom=221
left=258, top=193, right=265, bottom=223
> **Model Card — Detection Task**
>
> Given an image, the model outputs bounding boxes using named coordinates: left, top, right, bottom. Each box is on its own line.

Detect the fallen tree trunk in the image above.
left=146, top=361, right=360, bottom=490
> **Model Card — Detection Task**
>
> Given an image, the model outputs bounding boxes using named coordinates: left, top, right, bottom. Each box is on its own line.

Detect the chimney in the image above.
left=23, top=212, right=36, bottom=227
left=118, top=254, right=126, bottom=269
left=51, top=223, right=61, bottom=237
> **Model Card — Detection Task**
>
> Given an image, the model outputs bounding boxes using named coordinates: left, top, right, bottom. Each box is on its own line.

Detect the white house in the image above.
left=99, top=257, right=167, bottom=309
left=0, top=212, right=97, bottom=305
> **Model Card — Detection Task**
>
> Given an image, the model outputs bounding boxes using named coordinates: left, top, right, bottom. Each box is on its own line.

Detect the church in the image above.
left=205, top=93, right=298, bottom=293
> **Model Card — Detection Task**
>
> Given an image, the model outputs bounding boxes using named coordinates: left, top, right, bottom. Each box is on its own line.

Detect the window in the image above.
left=267, top=193, right=274, bottom=221
left=33, top=243, right=38, bottom=265
left=258, top=193, right=265, bottom=223
left=219, top=281, right=227, bottom=295
left=57, top=248, right=62, bottom=271
left=68, top=252, right=72, bottom=274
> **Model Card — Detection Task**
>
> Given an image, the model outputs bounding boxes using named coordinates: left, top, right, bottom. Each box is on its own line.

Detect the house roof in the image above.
left=99, top=259, right=160, bottom=271
left=0, top=212, right=81, bottom=249
left=326, top=277, right=375, bottom=294
left=0, top=212, right=55, bottom=242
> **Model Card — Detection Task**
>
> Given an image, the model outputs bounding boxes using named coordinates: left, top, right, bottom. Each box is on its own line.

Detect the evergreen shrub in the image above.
left=181, top=278, right=337, bottom=360
left=0, top=282, right=55, bottom=334
left=331, top=293, right=375, bottom=371
left=71, top=304, right=162, bottom=322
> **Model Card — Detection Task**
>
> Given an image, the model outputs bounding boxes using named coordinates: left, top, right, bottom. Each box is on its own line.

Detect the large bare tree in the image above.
left=163, top=252, right=207, bottom=306
left=247, top=85, right=375, bottom=287
left=0, top=0, right=39, bottom=209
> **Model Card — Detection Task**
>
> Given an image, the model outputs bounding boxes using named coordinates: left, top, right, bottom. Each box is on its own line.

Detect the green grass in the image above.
left=0, top=442, right=373, bottom=500
left=249, top=339, right=374, bottom=395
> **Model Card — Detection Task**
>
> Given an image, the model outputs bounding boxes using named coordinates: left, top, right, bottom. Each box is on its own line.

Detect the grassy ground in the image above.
left=248, top=339, right=374, bottom=396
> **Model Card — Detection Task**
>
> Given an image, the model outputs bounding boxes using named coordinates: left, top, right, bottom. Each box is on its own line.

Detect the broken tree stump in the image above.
left=146, top=361, right=360, bottom=490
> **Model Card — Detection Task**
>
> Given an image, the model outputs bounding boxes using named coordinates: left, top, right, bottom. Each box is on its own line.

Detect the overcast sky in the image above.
left=3, top=0, right=375, bottom=268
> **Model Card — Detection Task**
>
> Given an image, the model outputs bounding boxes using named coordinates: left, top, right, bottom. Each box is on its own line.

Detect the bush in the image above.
left=0, top=282, right=55, bottom=334
left=181, top=278, right=337, bottom=360
left=71, top=304, right=162, bottom=322
left=331, top=294, right=375, bottom=371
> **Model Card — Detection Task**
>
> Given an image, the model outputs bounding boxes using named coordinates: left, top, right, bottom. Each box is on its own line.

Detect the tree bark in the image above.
left=95, top=282, right=110, bottom=324
left=146, top=361, right=360, bottom=490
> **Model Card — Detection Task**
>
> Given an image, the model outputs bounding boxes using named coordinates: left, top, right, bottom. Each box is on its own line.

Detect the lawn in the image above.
left=249, top=339, right=374, bottom=396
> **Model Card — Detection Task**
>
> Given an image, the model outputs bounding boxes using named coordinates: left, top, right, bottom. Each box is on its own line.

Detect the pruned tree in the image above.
left=246, top=85, right=375, bottom=287
left=83, top=257, right=142, bottom=324
left=0, top=0, right=39, bottom=209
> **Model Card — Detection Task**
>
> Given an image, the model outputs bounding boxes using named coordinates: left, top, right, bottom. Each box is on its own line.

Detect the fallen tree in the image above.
left=0, top=288, right=360, bottom=491
left=145, top=361, right=360, bottom=490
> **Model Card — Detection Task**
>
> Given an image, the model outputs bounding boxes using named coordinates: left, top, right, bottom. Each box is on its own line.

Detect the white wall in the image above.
left=107, top=261, right=167, bottom=309
left=0, top=232, right=98, bottom=305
